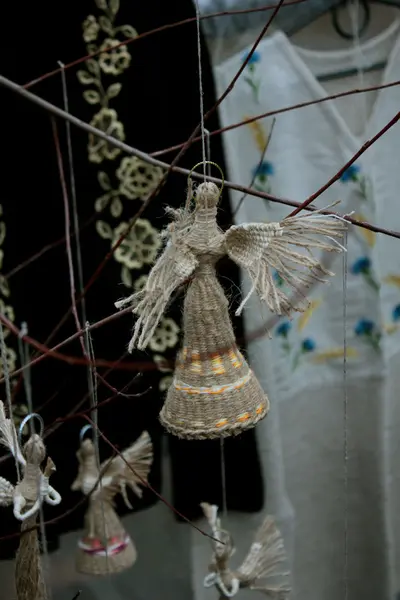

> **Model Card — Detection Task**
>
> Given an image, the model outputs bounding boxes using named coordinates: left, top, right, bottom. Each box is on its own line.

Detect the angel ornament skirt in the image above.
left=77, top=499, right=136, bottom=575
left=159, top=259, right=270, bottom=439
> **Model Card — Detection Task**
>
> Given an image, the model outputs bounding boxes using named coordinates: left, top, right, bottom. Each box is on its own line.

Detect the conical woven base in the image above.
left=159, top=368, right=269, bottom=440
left=76, top=537, right=136, bottom=575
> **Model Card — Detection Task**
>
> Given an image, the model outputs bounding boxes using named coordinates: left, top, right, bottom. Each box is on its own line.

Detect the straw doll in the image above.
left=0, top=401, right=61, bottom=600
left=116, top=171, right=346, bottom=439
left=201, top=502, right=291, bottom=599
left=71, top=427, right=153, bottom=575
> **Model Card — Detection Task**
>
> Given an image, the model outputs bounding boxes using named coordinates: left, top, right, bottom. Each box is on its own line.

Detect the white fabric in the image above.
left=193, top=13, right=400, bottom=600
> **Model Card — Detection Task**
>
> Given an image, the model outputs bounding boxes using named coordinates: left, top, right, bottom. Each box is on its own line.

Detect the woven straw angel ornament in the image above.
left=71, top=427, right=153, bottom=575
left=201, top=503, right=291, bottom=599
left=0, top=401, right=61, bottom=600
left=116, top=171, right=346, bottom=440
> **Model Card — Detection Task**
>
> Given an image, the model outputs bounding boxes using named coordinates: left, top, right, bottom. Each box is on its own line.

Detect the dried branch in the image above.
left=0, top=74, right=398, bottom=240
left=152, top=78, right=400, bottom=157
left=23, top=0, right=305, bottom=89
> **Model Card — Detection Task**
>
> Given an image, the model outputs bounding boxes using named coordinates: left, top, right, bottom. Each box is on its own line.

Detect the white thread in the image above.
left=342, top=230, right=349, bottom=600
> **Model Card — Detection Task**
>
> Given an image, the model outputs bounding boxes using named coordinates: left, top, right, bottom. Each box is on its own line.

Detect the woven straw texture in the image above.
left=76, top=499, right=136, bottom=575
left=159, top=184, right=269, bottom=439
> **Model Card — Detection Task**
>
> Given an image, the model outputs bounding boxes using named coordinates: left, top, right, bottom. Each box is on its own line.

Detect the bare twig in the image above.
left=23, top=0, right=306, bottom=89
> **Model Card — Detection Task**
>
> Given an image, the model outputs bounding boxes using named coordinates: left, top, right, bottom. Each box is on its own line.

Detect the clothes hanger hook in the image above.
left=331, top=0, right=371, bottom=40
left=18, top=412, right=44, bottom=445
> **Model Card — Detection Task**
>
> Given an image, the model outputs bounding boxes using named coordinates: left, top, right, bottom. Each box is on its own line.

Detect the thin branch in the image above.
left=0, top=74, right=398, bottom=239
left=151, top=78, right=400, bottom=157
left=23, top=0, right=305, bottom=89
left=233, top=117, right=276, bottom=217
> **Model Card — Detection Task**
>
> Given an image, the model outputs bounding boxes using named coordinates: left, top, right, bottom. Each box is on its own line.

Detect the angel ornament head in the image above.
left=116, top=164, right=346, bottom=440
left=71, top=425, right=153, bottom=575
left=201, top=503, right=291, bottom=599
left=0, top=402, right=61, bottom=600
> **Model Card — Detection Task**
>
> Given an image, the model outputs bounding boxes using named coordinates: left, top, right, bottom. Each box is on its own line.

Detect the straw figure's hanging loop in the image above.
left=71, top=426, right=153, bottom=575
left=116, top=163, right=347, bottom=440
left=0, top=402, right=61, bottom=600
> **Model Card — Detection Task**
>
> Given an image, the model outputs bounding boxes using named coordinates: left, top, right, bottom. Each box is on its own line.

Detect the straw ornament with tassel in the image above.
left=200, top=502, right=291, bottom=599
left=71, top=429, right=153, bottom=575
left=0, top=401, right=61, bottom=600
left=115, top=164, right=347, bottom=440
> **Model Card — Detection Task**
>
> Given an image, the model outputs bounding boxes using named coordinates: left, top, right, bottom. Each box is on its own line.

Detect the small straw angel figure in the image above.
left=201, top=502, right=291, bottom=599
left=116, top=163, right=346, bottom=440
left=0, top=401, right=61, bottom=600
left=71, top=425, right=153, bottom=575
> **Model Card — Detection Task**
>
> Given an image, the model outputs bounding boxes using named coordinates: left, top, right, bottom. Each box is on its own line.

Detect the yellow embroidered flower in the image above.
left=244, top=116, right=268, bottom=153
left=112, top=219, right=161, bottom=270
left=297, top=299, right=322, bottom=331
left=149, top=318, right=180, bottom=352
left=311, top=347, right=358, bottom=363
left=383, top=275, right=400, bottom=288
left=134, top=274, right=149, bottom=292
left=0, top=346, right=17, bottom=377
left=83, top=15, right=100, bottom=42
left=88, top=108, right=125, bottom=163
left=153, top=354, right=172, bottom=373
left=159, top=375, right=173, bottom=392
left=99, top=38, right=131, bottom=75
left=116, top=157, right=164, bottom=200
left=12, top=402, right=29, bottom=433
left=352, top=213, right=376, bottom=247
left=0, top=299, right=14, bottom=337
left=0, top=275, right=10, bottom=298
left=384, top=323, right=398, bottom=334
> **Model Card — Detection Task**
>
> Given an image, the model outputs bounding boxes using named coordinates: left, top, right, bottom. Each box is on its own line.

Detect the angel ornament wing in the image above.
left=116, top=178, right=346, bottom=440
left=0, top=402, right=61, bottom=600
left=201, top=503, right=291, bottom=599
left=71, top=428, right=153, bottom=575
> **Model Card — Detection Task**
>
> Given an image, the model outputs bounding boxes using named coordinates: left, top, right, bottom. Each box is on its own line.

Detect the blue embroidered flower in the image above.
left=276, top=321, right=291, bottom=338
left=301, top=338, right=316, bottom=353
left=354, top=318, right=381, bottom=352
left=355, top=318, right=374, bottom=336
left=350, top=257, right=379, bottom=291
left=273, top=270, right=284, bottom=287
left=340, top=164, right=361, bottom=182
left=243, top=51, right=261, bottom=103
left=253, top=161, right=274, bottom=178
left=351, top=257, right=371, bottom=275
left=392, top=304, right=400, bottom=321
left=243, top=50, right=261, bottom=65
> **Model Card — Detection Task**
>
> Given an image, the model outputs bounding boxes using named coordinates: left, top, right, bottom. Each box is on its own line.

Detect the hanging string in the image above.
left=58, top=64, right=110, bottom=578
left=205, top=129, right=211, bottom=177
left=0, top=321, right=21, bottom=481
left=85, top=324, right=110, bottom=576
left=347, top=0, right=369, bottom=126
left=342, top=230, right=349, bottom=600
left=58, top=61, right=87, bottom=327
left=17, top=323, right=34, bottom=435
left=220, top=437, right=228, bottom=518
left=194, top=0, right=207, bottom=179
